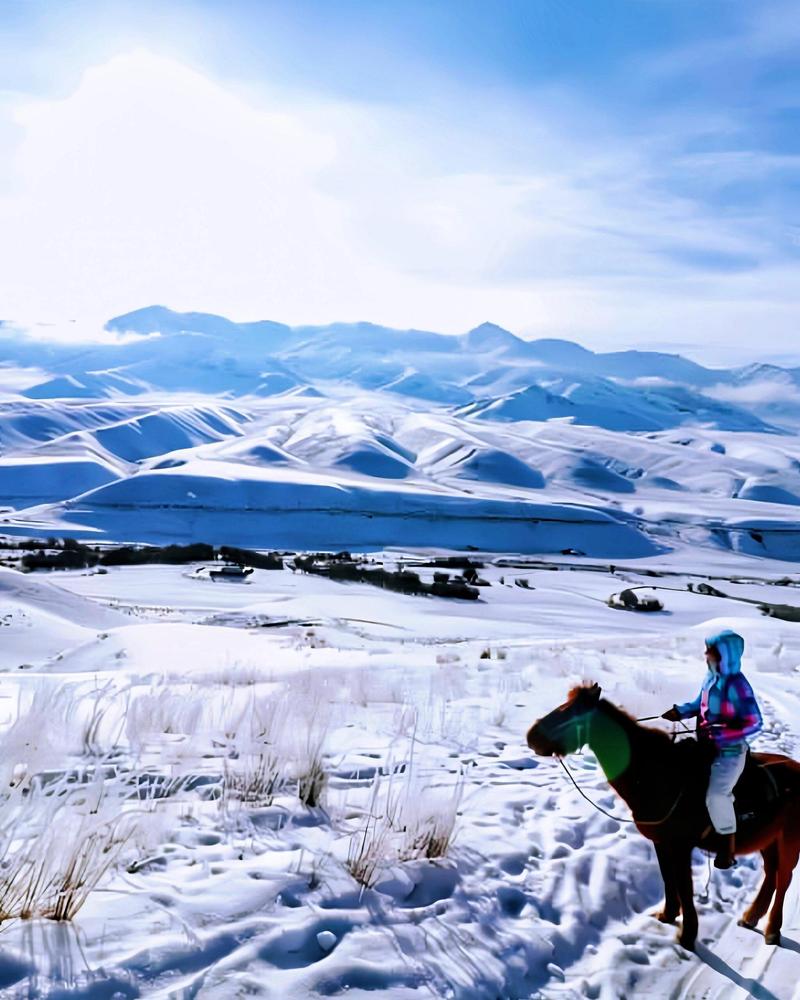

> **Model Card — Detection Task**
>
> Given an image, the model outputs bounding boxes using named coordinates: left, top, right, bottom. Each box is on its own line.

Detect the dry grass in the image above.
left=397, top=776, right=464, bottom=861
left=126, top=688, right=203, bottom=751
left=0, top=795, right=153, bottom=923
left=296, top=750, right=327, bottom=808
left=219, top=692, right=291, bottom=810
left=344, top=765, right=463, bottom=888
left=222, top=749, right=286, bottom=807
left=345, top=777, right=395, bottom=889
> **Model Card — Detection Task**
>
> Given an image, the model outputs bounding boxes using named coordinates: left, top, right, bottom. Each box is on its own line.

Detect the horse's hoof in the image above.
left=737, top=918, right=756, bottom=930
left=765, top=932, right=781, bottom=946
left=678, top=933, right=696, bottom=951
left=657, top=911, right=678, bottom=925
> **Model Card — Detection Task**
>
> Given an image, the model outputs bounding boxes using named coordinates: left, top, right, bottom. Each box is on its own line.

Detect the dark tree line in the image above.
left=13, top=538, right=284, bottom=572
left=292, top=554, right=480, bottom=600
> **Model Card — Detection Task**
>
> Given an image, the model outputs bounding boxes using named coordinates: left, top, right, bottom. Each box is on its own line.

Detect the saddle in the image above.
left=674, top=739, right=781, bottom=828
left=732, top=752, right=781, bottom=825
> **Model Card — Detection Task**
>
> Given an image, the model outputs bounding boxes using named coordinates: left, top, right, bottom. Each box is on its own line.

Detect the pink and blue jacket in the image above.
left=674, top=629, right=762, bottom=750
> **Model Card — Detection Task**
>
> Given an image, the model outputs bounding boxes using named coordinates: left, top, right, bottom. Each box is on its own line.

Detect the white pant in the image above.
left=706, top=744, right=747, bottom=835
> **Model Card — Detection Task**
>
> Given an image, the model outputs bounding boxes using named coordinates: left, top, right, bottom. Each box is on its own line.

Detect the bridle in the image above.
left=543, top=706, right=687, bottom=828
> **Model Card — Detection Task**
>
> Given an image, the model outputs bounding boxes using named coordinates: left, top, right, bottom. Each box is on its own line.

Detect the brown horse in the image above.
left=526, top=683, right=800, bottom=950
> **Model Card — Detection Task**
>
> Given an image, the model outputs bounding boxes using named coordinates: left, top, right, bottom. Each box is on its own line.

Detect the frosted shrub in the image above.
left=397, top=775, right=463, bottom=861
left=345, top=765, right=462, bottom=888
left=631, top=667, right=661, bottom=696
left=222, top=749, right=286, bottom=807
left=0, top=683, right=79, bottom=792
left=0, top=785, right=162, bottom=922
left=340, top=667, right=407, bottom=709
left=215, top=682, right=333, bottom=811
left=220, top=692, right=290, bottom=810
left=345, top=776, right=396, bottom=889
left=195, top=660, right=267, bottom=687
left=44, top=813, right=138, bottom=921
left=126, top=688, right=204, bottom=752
left=488, top=695, right=507, bottom=728
left=483, top=669, right=528, bottom=728
left=418, top=697, right=482, bottom=750
left=79, top=681, right=126, bottom=756
left=297, top=755, right=326, bottom=808
left=213, top=688, right=284, bottom=745
left=293, top=712, right=329, bottom=809
left=282, top=678, right=334, bottom=808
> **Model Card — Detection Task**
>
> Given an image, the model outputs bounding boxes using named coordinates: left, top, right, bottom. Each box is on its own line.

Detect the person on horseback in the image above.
left=662, top=629, right=763, bottom=869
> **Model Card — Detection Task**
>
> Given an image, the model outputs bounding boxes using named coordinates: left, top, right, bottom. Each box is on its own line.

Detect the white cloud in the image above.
left=706, top=379, right=799, bottom=406
left=0, top=50, right=798, bottom=360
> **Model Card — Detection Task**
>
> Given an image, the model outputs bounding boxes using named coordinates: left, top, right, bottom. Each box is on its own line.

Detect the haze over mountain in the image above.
left=2, top=305, right=800, bottom=559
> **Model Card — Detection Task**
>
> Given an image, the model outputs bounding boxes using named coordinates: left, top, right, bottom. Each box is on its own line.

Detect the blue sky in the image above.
left=0, top=0, right=798, bottom=361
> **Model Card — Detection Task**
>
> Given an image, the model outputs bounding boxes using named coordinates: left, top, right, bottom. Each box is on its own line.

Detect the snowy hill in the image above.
left=1, top=307, right=800, bottom=557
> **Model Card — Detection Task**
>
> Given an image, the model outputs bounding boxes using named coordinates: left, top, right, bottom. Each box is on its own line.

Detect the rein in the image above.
left=556, top=756, right=686, bottom=828
left=553, top=712, right=691, bottom=827
left=556, top=756, right=634, bottom=824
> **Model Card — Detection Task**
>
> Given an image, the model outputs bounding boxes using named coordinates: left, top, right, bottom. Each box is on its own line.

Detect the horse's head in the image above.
left=526, top=683, right=602, bottom=756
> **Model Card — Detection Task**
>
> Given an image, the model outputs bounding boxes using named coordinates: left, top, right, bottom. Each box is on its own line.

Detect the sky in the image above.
left=0, top=0, right=798, bottom=362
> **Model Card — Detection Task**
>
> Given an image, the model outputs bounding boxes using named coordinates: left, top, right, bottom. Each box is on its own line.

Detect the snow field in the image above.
left=0, top=558, right=798, bottom=997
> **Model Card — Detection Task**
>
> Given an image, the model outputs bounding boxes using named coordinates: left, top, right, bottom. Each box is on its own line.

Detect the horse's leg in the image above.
left=673, top=842, right=698, bottom=950
left=739, top=842, right=778, bottom=929
left=765, top=836, right=800, bottom=946
left=654, top=842, right=680, bottom=924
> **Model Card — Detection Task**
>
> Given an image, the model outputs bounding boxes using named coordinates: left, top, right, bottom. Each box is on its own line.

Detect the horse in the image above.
left=526, top=683, right=800, bottom=950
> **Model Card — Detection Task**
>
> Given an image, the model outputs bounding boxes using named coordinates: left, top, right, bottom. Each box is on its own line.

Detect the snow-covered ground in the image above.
left=2, top=314, right=800, bottom=995
left=0, top=549, right=798, bottom=999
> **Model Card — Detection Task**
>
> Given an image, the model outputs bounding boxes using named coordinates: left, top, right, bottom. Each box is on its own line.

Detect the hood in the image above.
left=705, top=628, right=744, bottom=675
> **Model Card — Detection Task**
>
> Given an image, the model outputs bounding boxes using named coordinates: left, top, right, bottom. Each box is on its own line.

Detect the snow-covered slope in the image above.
left=0, top=554, right=798, bottom=997
left=1, top=308, right=800, bottom=558
left=3, top=387, right=800, bottom=556
left=0, top=565, right=128, bottom=668
left=29, top=459, right=650, bottom=556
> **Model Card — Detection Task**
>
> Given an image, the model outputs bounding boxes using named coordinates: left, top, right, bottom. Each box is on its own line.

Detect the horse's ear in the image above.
left=587, top=683, right=602, bottom=703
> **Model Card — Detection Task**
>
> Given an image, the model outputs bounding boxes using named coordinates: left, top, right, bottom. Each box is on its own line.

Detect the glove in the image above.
left=661, top=706, right=681, bottom=722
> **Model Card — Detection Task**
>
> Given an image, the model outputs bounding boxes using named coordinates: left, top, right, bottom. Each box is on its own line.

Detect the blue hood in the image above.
left=705, top=629, right=744, bottom=676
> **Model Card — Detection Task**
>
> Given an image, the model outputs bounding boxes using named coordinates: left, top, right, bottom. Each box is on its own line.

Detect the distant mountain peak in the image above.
left=463, top=322, right=523, bottom=351
left=106, top=305, right=237, bottom=336
left=106, top=305, right=290, bottom=341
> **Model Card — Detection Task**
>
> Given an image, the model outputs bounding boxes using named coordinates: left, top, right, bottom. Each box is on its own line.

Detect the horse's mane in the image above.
left=566, top=683, right=674, bottom=749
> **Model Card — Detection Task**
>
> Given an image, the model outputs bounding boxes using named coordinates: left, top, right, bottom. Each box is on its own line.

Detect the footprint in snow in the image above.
left=499, top=853, right=528, bottom=876
left=259, top=917, right=353, bottom=969
left=497, top=886, right=528, bottom=917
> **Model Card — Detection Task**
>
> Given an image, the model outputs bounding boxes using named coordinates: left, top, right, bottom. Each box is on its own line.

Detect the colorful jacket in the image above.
left=674, top=629, right=762, bottom=749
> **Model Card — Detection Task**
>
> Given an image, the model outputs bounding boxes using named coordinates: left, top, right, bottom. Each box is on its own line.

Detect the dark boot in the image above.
left=714, top=833, right=736, bottom=869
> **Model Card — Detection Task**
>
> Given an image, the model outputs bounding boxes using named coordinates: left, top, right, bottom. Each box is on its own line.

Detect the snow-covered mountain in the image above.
left=2, top=306, right=800, bottom=557
left=3, top=306, right=791, bottom=431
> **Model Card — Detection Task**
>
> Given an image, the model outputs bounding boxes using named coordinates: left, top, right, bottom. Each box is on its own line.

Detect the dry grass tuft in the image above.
left=222, top=749, right=286, bottom=807
left=344, top=765, right=462, bottom=888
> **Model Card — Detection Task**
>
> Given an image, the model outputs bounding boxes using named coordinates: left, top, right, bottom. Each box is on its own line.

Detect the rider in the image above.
left=662, top=629, right=763, bottom=869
